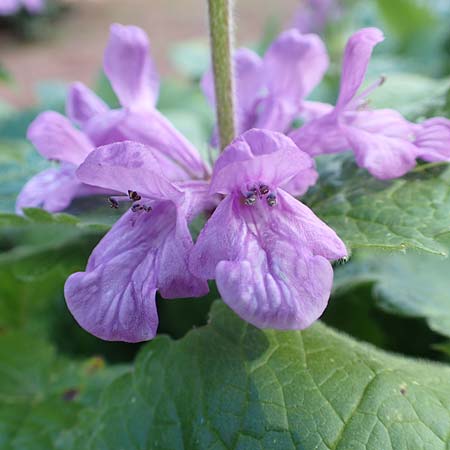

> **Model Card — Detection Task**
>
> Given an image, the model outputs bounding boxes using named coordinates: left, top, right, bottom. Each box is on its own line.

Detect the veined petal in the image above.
left=263, top=29, right=329, bottom=104
left=104, top=23, right=159, bottom=110
left=65, top=202, right=208, bottom=342
left=299, top=100, right=334, bottom=121
left=414, top=117, right=450, bottom=162
left=344, top=125, right=418, bottom=179
left=336, top=27, right=384, bottom=110
left=15, top=166, right=98, bottom=213
left=289, top=113, right=348, bottom=156
left=27, top=111, right=93, bottom=166
left=346, top=108, right=413, bottom=139
left=253, top=97, right=297, bottom=133
left=191, top=191, right=346, bottom=329
left=66, top=82, right=109, bottom=127
left=76, top=141, right=184, bottom=201
left=211, top=129, right=314, bottom=194
left=84, top=109, right=209, bottom=180
left=281, top=165, right=319, bottom=197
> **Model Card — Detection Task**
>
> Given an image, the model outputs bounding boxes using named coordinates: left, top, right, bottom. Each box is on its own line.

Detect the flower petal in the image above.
left=289, top=113, right=348, bottom=156
left=104, top=23, right=159, bottom=109
left=344, top=125, right=418, bottom=179
left=66, top=82, right=109, bottom=127
left=202, top=48, right=263, bottom=133
left=16, top=166, right=87, bottom=213
left=191, top=191, right=346, bottom=329
left=83, top=109, right=209, bottom=180
left=263, top=29, right=329, bottom=104
left=76, top=141, right=184, bottom=201
left=65, top=202, right=207, bottom=342
left=211, top=129, right=314, bottom=194
left=414, top=117, right=450, bottom=162
left=27, top=111, right=93, bottom=166
left=336, top=27, right=384, bottom=110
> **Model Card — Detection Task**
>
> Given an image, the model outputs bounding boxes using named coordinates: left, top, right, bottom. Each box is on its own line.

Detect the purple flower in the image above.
left=290, top=27, right=450, bottom=179
left=68, top=23, right=209, bottom=180
left=16, top=111, right=104, bottom=213
left=64, top=141, right=210, bottom=342
left=292, top=0, right=342, bottom=35
left=189, top=129, right=347, bottom=330
left=202, top=28, right=329, bottom=135
left=0, top=0, right=44, bottom=15
left=17, top=23, right=208, bottom=213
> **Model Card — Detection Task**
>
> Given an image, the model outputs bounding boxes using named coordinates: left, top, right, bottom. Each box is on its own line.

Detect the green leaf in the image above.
left=367, top=73, right=450, bottom=120
left=334, top=246, right=450, bottom=338
left=376, top=0, right=436, bottom=43
left=0, top=332, right=128, bottom=450
left=70, top=301, right=450, bottom=450
left=305, top=155, right=450, bottom=256
left=0, top=141, right=50, bottom=212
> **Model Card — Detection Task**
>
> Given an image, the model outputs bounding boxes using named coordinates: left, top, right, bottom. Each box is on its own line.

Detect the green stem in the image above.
left=207, top=0, right=236, bottom=151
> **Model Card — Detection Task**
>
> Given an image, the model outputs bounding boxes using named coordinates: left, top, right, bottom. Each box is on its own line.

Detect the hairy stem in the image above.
left=207, top=0, right=236, bottom=151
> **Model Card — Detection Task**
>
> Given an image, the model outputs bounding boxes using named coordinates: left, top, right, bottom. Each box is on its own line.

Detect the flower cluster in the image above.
left=18, top=23, right=450, bottom=342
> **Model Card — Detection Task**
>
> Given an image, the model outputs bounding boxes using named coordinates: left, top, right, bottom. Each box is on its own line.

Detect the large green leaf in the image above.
left=69, top=301, right=450, bottom=450
left=305, top=156, right=450, bottom=256
left=334, top=248, right=450, bottom=338
left=0, top=332, right=128, bottom=450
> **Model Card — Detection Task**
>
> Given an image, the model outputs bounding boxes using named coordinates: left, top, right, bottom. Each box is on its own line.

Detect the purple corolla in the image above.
left=290, top=27, right=450, bottom=179
left=189, top=129, right=347, bottom=330
left=202, top=28, right=329, bottom=135
left=64, top=141, right=210, bottom=342
left=64, top=129, right=346, bottom=340
left=17, top=23, right=208, bottom=213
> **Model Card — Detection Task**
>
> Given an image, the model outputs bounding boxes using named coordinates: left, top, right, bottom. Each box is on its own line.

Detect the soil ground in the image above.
left=0, top=0, right=297, bottom=108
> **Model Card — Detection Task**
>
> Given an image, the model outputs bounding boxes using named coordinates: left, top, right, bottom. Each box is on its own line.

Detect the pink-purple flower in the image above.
left=290, top=27, right=450, bottom=179
left=17, top=23, right=208, bottom=213
left=64, top=129, right=346, bottom=340
left=190, top=129, right=347, bottom=329
left=64, top=141, right=210, bottom=342
left=202, top=28, right=329, bottom=136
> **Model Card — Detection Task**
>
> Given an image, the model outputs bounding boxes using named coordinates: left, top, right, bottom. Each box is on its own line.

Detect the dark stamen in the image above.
left=128, top=190, right=141, bottom=202
left=259, top=184, right=270, bottom=196
left=244, top=192, right=257, bottom=206
left=108, top=197, right=119, bottom=209
left=267, top=193, right=277, bottom=207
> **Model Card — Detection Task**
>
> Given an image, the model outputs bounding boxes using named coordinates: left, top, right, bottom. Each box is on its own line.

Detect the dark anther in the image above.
left=266, top=193, right=277, bottom=207
left=131, top=203, right=143, bottom=212
left=128, top=190, right=141, bottom=202
left=244, top=192, right=257, bottom=206
left=259, top=184, right=270, bottom=196
left=131, top=203, right=152, bottom=213
left=108, top=197, right=119, bottom=209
